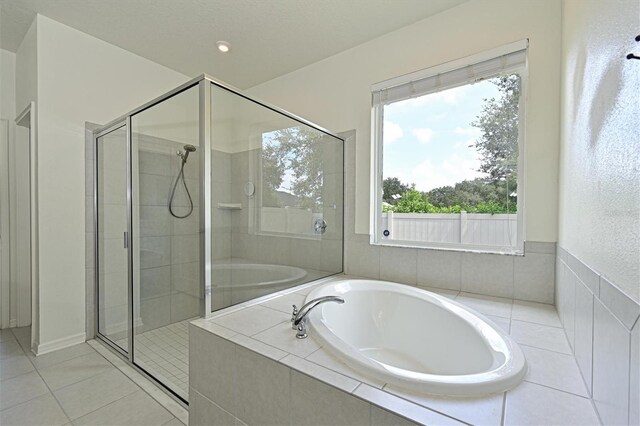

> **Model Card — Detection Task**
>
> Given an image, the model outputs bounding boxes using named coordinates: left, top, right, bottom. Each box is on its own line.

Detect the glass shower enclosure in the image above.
left=93, top=75, right=344, bottom=403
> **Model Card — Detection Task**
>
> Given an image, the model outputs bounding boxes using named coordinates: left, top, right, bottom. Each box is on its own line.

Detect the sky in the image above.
left=383, top=79, right=502, bottom=192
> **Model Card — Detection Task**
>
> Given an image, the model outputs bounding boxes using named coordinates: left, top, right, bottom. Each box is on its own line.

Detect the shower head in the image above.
left=181, top=144, right=197, bottom=163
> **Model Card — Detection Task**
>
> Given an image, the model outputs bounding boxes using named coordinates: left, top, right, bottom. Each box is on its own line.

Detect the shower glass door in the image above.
left=130, top=84, right=200, bottom=402
left=96, top=124, right=130, bottom=353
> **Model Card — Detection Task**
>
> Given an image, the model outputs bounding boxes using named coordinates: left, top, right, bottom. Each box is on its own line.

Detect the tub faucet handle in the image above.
left=291, top=305, right=298, bottom=329
left=292, top=296, right=344, bottom=339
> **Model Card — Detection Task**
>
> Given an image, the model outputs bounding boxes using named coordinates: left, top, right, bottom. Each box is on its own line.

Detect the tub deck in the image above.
left=190, top=274, right=599, bottom=425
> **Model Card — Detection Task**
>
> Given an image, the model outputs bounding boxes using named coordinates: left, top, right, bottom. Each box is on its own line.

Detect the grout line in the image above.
left=588, top=292, right=595, bottom=397
left=500, top=392, right=507, bottom=425
left=509, top=317, right=563, bottom=329
left=0, top=375, right=53, bottom=415
left=524, top=372, right=591, bottom=400
left=379, top=384, right=473, bottom=425
left=90, top=340, right=188, bottom=421
left=512, top=253, right=515, bottom=301
left=66, top=385, right=143, bottom=422
left=522, top=380, right=593, bottom=400
left=9, top=334, right=73, bottom=423
left=518, top=342, right=579, bottom=357
left=0, top=390, right=68, bottom=422
left=626, top=330, right=633, bottom=426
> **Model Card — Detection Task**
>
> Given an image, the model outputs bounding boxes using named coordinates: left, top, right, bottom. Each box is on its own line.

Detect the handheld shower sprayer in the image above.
left=177, top=144, right=197, bottom=164
left=169, top=145, right=197, bottom=218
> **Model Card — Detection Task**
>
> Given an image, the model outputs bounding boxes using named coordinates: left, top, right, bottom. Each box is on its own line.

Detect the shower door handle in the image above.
left=123, top=231, right=128, bottom=249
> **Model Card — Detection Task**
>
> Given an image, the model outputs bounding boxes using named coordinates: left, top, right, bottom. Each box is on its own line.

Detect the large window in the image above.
left=372, top=42, right=527, bottom=253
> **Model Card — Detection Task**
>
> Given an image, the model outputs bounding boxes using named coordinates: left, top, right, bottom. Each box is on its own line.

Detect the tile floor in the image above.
left=0, top=327, right=185, bottom=426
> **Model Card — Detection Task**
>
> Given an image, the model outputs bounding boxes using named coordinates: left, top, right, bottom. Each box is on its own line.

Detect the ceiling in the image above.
left=0, top=0, right=466, bottom=89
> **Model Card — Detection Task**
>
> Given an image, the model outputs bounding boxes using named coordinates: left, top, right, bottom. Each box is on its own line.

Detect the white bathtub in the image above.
left=306, top=279, right=527, bottom=396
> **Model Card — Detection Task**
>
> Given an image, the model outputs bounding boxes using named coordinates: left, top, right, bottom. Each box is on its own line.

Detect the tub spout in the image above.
left=292, top=296, right=344, bottom=339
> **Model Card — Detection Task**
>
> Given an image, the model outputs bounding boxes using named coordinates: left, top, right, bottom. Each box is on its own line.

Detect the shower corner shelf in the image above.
left=217, top=203, right=242, bottom=210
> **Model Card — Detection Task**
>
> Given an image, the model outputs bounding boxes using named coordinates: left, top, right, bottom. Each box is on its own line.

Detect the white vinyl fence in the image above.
left=381, top=212, right=517, bottom=247
left=260, top=207, right=322, bottom=237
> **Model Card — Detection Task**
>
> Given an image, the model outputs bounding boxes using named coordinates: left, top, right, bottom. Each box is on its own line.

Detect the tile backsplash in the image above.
left=556, top=246, right=640, bottom=425
left=340, top=131, right=556, bottom=304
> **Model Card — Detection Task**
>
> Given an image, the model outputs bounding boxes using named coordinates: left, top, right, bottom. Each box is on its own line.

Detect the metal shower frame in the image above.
left=91, top=74, right=344, bottom=404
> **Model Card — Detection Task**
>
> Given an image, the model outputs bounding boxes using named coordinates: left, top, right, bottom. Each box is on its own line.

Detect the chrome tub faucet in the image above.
left=291, top=296, right=344, bottom=339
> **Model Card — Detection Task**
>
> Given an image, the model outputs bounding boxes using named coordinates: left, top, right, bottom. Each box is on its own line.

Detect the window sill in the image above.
left=372, top=239, right=524, bottom=256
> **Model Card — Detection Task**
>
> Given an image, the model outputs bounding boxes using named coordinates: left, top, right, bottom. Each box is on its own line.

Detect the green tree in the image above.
left=261, top=140, right=287, bottom=207
left=381, top=76, right=520, bottom=215
left=427, top=178, right=516, bottom=213
left=392, top=188, right=464, bottom=214
left=393, top=187, right=433, bottom=213
left=383, top=177, right=410, bottom=205
left=261, top=127, right=325, bottom=211
left=383, top=179, right=516, bottom=214
left=471, top=74, right=521, bottom=181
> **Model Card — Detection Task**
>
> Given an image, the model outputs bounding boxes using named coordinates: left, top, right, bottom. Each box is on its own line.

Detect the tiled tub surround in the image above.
left=190, top=276, right=601, bottom=425
left=338, top=132, right=556, bottom=305
left=345, top=240, right=557, bottom=304
left=556, top=247, right=640, bottom=426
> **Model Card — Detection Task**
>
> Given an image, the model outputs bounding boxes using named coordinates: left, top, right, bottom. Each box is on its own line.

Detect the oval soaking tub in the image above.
left=306, top=279, right=526, bottom=396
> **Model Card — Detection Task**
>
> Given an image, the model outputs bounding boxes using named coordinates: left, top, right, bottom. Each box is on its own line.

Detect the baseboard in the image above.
left=34, top=332, right=86, bottom=356
left=9, top=319, right=17, bottom=327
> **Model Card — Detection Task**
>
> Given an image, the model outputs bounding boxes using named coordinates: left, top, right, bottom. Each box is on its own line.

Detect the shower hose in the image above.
left=169, top=161, right=194, bottom=219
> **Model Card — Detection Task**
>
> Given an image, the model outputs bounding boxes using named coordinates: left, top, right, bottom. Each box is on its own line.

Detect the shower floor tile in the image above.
left=117, top=319, right=193, bottom=401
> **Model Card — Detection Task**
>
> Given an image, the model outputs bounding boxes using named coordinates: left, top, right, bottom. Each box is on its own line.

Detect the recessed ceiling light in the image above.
left=216, top=41, right=231, bottom=53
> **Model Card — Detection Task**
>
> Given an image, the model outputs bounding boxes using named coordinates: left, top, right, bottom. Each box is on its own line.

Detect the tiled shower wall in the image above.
left=211, top=149, right=232, bottom=264
left=84, top=131, right=203, bottom=338
left=136, top=143, right=201, bottom=332
left=556, top=247, right=639, bottom=426
left=340, top=131, right=557, bottom=304
left=211, top=149, right=232, bottom=310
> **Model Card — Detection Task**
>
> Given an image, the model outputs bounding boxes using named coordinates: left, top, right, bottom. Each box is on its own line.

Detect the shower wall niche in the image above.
left=92, top=75, right=344, bottom=403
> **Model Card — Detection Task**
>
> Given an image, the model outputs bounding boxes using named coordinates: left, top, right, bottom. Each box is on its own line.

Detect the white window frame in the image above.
left=370, top=40, right=528, bottom=255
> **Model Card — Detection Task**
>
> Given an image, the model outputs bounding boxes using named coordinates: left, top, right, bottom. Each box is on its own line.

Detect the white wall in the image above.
left=555, top=2, right=639, bottom=425
left=0, top=49, right=16, bottom=119
left=247, top=0, right=562, bottom=243
left=559, top=0, right=639, bottom=303
left=13, top=21, right=38, bottom=342
left=15, top=20, right=37, bottom=115
left=28, top=15, right=189, bottom=352
left=2, top=46, right=32, bottom=331
left=0, top=49, right=16, bottom=328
